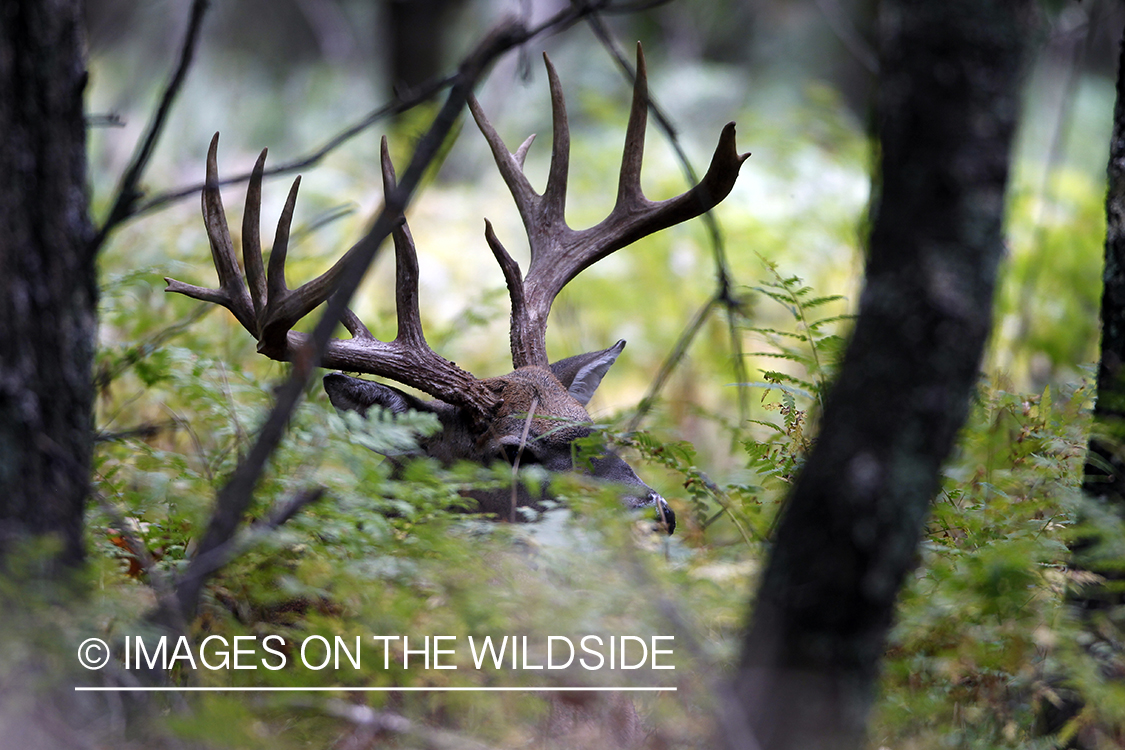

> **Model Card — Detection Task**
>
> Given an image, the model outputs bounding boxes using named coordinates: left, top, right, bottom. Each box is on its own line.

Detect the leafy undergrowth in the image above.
left=86, top=339, right=757, bottom=747
left=68, top=36, right=1121, bottom=746
left=873, top=381, right=1094, bottom=749
left=69, top=255, right=1125, bottom=749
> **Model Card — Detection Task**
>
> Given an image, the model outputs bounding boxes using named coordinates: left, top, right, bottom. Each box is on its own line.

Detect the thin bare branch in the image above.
left=88, top=0, right=211, bottom=257
left=124, top=0, right=632, bottom=224
left=171, top=487, right=325, bottom=603
left=627, top=294, right=717, bottom=433
left=157, top=1, right=704, bottom=627
left=94, top=421, right=175, bottom=444
left=93, top=489, right=187, bottom=634
left=130, top=91, right=445, bottom=220
left=586, top=12, right=751, bottom=425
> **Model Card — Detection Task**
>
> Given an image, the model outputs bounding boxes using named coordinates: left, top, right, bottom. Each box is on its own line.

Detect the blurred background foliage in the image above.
left=53, top=0, right=1125, bottom=746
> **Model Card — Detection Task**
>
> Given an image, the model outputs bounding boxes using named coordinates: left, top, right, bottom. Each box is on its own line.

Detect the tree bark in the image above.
left=722, top=2, right=1029, bottom=748
left=0, top=0, right=95, bottom=568
left=1078, top=20, right=1125, bottom=580
left=1036, top=19, right=1125, bottom=747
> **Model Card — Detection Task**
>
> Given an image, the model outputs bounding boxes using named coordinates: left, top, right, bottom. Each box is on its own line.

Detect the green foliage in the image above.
left=78, top=138, right=1114, bottom=746
left=872, top=380, right=1090, bottom=747
left=739, top=268, right=852, bottom=500
left=747, top=271, right=849, bottom=405
left=80, top=227, right=1113, bottom=749
left=51, top=21, right=1122, bottom=749
left=993, top=165, right=1107, bottom=386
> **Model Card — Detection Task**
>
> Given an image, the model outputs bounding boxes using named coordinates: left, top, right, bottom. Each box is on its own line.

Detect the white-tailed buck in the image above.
left=166, top=47, right=747, bottom=535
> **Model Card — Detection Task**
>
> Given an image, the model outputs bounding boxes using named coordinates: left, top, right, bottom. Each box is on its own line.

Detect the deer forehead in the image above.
left=485, top=366, right=591, bottom=434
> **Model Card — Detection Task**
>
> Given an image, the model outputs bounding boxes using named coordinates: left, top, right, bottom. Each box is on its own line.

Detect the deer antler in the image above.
left=165, top=133, right=500, bottom=421
left=469, top=43, right=750, bottom=368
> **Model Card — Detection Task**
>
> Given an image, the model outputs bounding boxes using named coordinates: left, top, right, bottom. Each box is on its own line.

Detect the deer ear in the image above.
left=323, top=373, right=430, bottom=416
left=549, top=339, right=626, bottom=406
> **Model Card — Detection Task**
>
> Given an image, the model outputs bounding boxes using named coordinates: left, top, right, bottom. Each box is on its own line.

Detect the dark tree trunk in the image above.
left=1079, top=20, right=1125, bottom=579
left=722, top=2, right=1028, bottom=748
left=1037, top=19, right=1125, bottom=748
left=0, top=0, right=95, bottom=568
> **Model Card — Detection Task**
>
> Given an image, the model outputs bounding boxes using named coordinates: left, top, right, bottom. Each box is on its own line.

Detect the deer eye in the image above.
left=499, top=443, right=540, bottom=467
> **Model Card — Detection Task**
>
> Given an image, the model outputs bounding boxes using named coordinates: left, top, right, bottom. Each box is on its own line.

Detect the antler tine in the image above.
left=243, top=149, right=268, bottom=327
left=483, top=219, right=536, bottom=367
left=201, top=135, right=253, bottom=327
left=339, top=307, right=374, bottom=340
left=617, top=43, right=649, bottom=207
left=168, top=137, right=501, bottom=422
left=541, top=54, right=570, bottom=224
left=513, top=135, right=536, bottom=169
left=258, top=174, right=306, bottom=348
left=521, top=43, right=749, bottom=335
left=380, top=136, right=425, bottom=349
left=165, top=133, right=256, bottom=334
left=265, top=176, right=299, bottom=311
left=468, top=94, right=541, bottom=229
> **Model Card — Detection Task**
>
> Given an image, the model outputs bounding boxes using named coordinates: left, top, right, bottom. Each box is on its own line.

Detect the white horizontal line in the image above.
left=74, top=686, right=675, bottom=692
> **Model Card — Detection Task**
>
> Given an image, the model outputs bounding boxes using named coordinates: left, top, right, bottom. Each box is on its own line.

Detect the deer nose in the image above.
left=652, top=492, right=675, bottom=536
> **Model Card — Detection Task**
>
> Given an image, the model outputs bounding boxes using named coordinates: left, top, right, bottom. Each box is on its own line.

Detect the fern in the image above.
left=746, top=268, right=851, bottom=407
left=736, top=268, right=851, bottom=505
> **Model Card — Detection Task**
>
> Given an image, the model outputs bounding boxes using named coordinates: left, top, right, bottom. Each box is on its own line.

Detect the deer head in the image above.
left=165, top=46, right=748, bottom=535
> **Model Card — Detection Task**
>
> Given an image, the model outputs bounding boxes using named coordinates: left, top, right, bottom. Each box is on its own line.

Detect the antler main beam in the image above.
left=469, top=43, right=750, bottom=368
left=165, top=134, right=499, bottom=421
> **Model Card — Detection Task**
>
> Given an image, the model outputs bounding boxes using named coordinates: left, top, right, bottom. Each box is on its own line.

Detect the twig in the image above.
left=322, top=699, right=501, bottom=750
left=92, top=488, right=187, bottom=634
left=129, top=85, right=450, bottom=220
left=95, top=421, right=176, bottom=444
left=172, top=487, right=325, bottom=598
left=627, top=295, right=717, bottom=433
left=88, top=0, right=211, bottom=257
left=813, top=0, right=878, bottom=75
left=585, top=12, right=750, bottom=427
left=110, top=0, right=636, bottom=225
left=94, top=302, right=211, bottom=391
left=511, top=397, right=540, bottom=522
left=158, top=403, right=216, bottom=484
left=215, top=362, right=248, bottom=448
